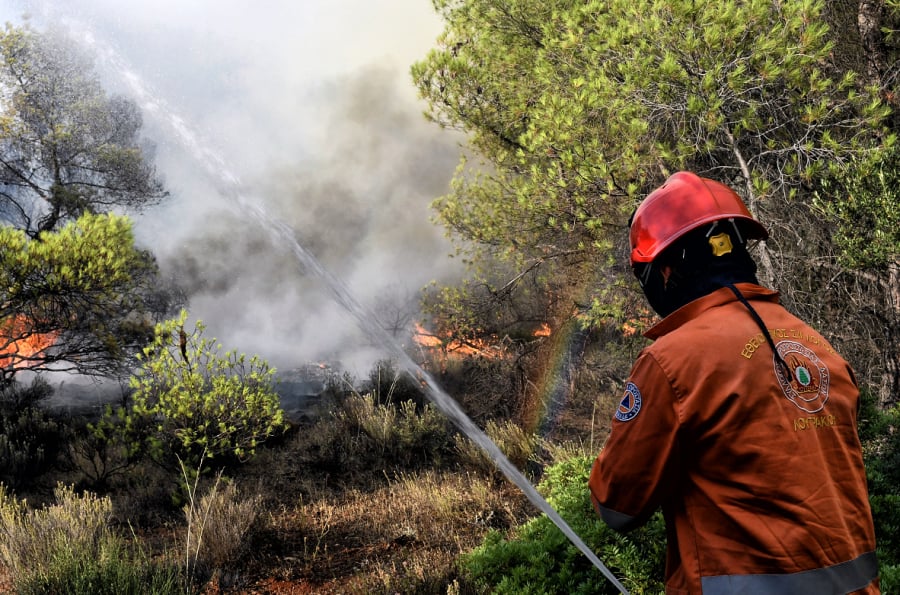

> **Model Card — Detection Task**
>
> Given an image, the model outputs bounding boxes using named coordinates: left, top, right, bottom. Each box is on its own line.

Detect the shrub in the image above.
left=460, top=455, right=665, bottom=595
left=0, top=378, right=64, bottom=488
left=98, top=310, right=288, bottom=471
left=0, top=375, right=54, bottom=410
left=67, top=412, right=137, bottom=490
left=181, top=467, right=262, bottom=587
left=816, top=144, right=900, bottom=270
left=859, top=392, right=900, bottom=593
left=362, top=358, right=428, bottom=409
left=455, top=419, right=539, bottom=474
left=13, top=538, right=182, bottom=595
left=0, top=483, right=181, bottom=594
left=0, top=406, right=64, bottom=489
left=339, top=393, right=452, bottom=468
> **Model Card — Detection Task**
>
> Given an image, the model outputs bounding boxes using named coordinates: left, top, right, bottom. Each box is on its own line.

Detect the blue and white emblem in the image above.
left=615, top=382, right=642, bottom=422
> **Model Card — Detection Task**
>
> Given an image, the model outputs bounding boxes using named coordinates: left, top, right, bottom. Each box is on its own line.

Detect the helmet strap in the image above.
left=638, top=261, right=654, bottom=288
left=721, top=282, right=792, bottom=377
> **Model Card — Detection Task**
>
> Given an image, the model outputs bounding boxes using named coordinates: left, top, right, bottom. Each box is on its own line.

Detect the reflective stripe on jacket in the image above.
left=588, top=283, right=879, bottom=594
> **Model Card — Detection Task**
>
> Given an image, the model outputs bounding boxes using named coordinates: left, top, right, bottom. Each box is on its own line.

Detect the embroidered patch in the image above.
left=615, top=382, right=642, bottom=422
left=774, top=340, right=830, bottom=413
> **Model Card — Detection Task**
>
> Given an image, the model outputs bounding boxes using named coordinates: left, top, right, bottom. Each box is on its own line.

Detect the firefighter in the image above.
left=588, top=172, right=879, bottom=594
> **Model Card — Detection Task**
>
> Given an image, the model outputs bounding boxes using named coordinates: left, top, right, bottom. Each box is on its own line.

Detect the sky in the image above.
left=1, top=0, right=465, bottom=376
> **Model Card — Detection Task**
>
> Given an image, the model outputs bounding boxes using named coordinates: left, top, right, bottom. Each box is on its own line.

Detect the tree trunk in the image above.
left=725, top=131, right=777, bottom=288
left=858, top=0, right=886, bottom=87
left=882, top=260, right=900, bottom=406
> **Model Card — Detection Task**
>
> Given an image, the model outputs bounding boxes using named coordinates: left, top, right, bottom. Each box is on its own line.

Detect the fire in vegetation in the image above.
left=621, top=311, right=656, bottom=337
left=412, top=320, right=553, bottom=363
left=533, top=322, right=551, bottom=337
left=0, top=314, right=58, bottom=370
left=412, top=322, right=509, bottom=361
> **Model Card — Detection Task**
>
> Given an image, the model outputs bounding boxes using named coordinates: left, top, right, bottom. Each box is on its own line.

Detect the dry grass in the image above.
left=0, top=483, right=112, bottom=580
left=0, top=339, right=633, bottom=594
left=182, top=467, right=263, bottom=588
left=0, top=482, right=182, bottom=594
left=454, top=419, right=540, bottom=473
left=236, top=468, right=530, bottom=594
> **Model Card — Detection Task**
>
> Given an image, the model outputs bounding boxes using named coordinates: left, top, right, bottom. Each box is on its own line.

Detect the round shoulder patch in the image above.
left=774, top=340, right=830, bottom=413
left=615, top=381, right=642, bottom=422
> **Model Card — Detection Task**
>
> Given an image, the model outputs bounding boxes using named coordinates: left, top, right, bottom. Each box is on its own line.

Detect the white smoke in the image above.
left=2, top=0, right=464, bottom=374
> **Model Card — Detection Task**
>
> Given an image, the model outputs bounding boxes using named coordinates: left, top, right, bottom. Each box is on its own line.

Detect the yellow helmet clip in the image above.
left=709, top=232, right=733, bottom=257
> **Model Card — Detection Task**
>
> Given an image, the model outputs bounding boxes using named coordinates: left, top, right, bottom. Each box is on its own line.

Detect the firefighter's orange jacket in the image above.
left=589, top=283, right=879, bottom=594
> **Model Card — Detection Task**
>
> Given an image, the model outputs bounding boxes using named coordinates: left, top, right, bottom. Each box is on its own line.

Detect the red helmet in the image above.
left=629, top=171, right=768, bottom=265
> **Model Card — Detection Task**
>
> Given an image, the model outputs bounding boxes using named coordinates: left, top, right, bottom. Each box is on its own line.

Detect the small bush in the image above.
left=338, top=393, right=452, bottom=469
left=67, top=413, right=137, bottom=490
left=0, top=483, right=111, bottom=578
left=460, top=455, right=665, bottom=595
left=0, top=483, right=182, bottom=594
left=0, top=407, right=64, bottom=488
left=99, top=310, right=288, bottom=472
left=880, top=563, right=900, bottom=595
left=362, top=359, right=427, bottom=409
left=14, top=538, right=182, bottom=595
left=182, top=470, right=262, bottom=585
left=0, top=376, right=54, bottom=410
left=0, top=378, right=64, bottom=488
left=859, top=392, right=900, bottom=592
left=455, top=419, right=539, bottom=474
left=816, top=144, right=900, bottom=269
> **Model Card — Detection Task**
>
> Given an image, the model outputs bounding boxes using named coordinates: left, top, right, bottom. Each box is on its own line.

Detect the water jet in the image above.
left=68, top=16, right=630, bottom=594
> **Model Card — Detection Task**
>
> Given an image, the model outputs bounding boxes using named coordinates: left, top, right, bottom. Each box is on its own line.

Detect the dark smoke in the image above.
left=161, top=69, right=463, bottom=371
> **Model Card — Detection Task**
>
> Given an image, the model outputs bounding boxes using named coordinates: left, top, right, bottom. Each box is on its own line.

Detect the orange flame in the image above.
left=0, top=314, right=58, bottom=370
left=621, top=310, right=656, bottom=337
left=413, top=323, right=443, bottom=348
left=533, top=322, right=551, bottom=337
left=412, top=322, right=507, bottom=360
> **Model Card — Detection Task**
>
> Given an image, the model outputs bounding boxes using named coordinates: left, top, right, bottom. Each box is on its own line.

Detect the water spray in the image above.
left=73, top=20, right=630, bottom=594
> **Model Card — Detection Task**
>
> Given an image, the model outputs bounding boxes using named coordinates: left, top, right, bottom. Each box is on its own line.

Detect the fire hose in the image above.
left=265, top=217, right=633, bottom=594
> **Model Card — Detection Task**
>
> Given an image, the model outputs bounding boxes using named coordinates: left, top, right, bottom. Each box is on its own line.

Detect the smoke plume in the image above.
left=2, top=0, right=463, bottom=374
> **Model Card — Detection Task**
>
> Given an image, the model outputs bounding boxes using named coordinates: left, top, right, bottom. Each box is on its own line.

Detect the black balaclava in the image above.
left=633, top=222, right=793, bottom=376
left=633, top=222, right=759, bottom=318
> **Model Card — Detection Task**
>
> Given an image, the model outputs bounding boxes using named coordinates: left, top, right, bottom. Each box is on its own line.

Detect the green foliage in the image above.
left=68, top=410, right=139, bottom=490
left=880, top=564, right=900, bottom=595
left=0, top=212, right=166, bottom=381
left=414, top=0, right=888, bottom=276
left=460, top=456, right=665, bottom=594
left=815, top=144, right=900, bottom=269
left=413, top=0, right=897, bottom=397
left=859, top=392, right=900, bottom=591
left=13, top=539, right=183, bottom=595
left=0, top=22, right=179, bottom=384
left=0, top=483, right=182, bottom=594
left=338, top=393, right=452, bottom=468
left=0, top=213, right=146, bottom=313
left=100, top=310, right=287, bottom=470
left=0, top=378, right=63, bottom=489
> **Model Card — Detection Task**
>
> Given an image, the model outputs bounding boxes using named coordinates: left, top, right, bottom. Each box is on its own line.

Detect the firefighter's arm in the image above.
left=588, top=352, right=679, bottom=532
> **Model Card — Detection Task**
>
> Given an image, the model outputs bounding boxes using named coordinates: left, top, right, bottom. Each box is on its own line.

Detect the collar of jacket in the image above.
left=644, top=282, right=780, bottom=340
